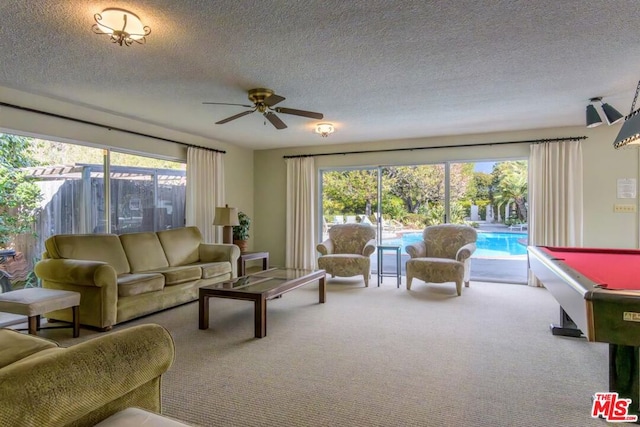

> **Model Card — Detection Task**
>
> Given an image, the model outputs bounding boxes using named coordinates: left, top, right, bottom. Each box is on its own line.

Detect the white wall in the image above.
left=254, top=126, right=640, bottom=267
left=0, top=87, right=255, bottom=245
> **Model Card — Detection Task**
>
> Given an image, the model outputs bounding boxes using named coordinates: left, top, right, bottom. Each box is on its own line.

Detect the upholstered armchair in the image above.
left=317, top=223, right=377, bottom=287
left=405, top=224, right=477, bottom=296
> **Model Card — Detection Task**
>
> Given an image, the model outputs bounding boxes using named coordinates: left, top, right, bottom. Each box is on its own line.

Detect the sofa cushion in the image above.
left=44, top=234, right=130, bottom=275
left=0, top=328, right=58, bottom=369
left=120, top=232, right=170, bottom=272
left=148, top=266, right=202, bottom=286
left=156, top=227, right=201, bottom=267
left=198, top=262, right=232, bottom=279
left=117, top=273, right=165, bottom=297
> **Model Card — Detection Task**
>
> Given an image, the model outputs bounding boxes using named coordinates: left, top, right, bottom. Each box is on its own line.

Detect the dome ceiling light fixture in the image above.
left=92, top=8, right=151, bottom=46
left=315, top=123, right=335, bottom=137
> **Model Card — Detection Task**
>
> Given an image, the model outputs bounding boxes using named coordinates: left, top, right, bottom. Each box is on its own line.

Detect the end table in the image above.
left=377, top=245, right=401, bottom=288
left=237, top=251, right=269, bottom=277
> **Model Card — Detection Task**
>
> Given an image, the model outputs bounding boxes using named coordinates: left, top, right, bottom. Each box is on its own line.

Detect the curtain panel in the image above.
left=285, top=157, right=316, bottom=269
left=186, top=147, right=224, bottom=243
left=528, top=140, right=583, bottom=286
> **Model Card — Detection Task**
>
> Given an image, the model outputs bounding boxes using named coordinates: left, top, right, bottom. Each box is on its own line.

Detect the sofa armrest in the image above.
left=363, top=238, right=377, bottom=257
left=456, top=242, right=477, bottom=262
left=0, top=324, right=175, bottom=427
left=405, top=241, right=427, bottom=258
left=34, top=259, right=117, bottom=288
left=199, top=243, right=240, bottom=277
left=317, top=239, right=334, bottom=255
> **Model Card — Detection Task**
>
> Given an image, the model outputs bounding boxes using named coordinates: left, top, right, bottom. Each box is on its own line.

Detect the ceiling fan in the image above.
left=203, top=88, right=323, bottom=130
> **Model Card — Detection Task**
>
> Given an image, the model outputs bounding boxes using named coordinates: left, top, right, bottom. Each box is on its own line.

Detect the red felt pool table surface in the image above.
left=541, top=246, right=640, bottom=291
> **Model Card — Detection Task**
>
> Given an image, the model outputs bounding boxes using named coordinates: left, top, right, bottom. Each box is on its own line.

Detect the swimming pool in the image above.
left=382, top=231, right=528, bottom=257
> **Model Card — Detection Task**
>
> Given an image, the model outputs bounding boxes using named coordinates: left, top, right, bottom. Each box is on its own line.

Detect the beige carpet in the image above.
left=53, top=278, right=611, bottom=426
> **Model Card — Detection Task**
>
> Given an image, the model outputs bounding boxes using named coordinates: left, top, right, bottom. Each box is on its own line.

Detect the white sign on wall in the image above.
left=617, top=178, right=637, bottom=199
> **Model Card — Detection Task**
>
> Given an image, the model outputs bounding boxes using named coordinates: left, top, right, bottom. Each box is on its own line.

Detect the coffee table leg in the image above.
left=199, top=294, right=209, bottom=330
left=319, top=275, right=326, bottom=303
left=255, top=297, right=267, bottom=338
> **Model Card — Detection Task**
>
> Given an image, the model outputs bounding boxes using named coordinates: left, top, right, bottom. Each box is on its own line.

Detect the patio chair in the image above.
left=508, top=223, right=528, bottom=231
left=317, top=224, right=376, bottom=287
left=345, top=215, right=358, bottom=224
left=405, top=224, right=477, bottom=296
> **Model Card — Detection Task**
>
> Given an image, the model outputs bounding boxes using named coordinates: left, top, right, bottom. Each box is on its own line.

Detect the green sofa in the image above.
left=35, top=226, right=240, bottom=330
left=0, top=323, right=175, bottom=427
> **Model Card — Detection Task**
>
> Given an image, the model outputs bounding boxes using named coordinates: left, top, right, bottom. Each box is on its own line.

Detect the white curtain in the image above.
left=186, top=147, right=224, bottom=243
left=285, top=157, right=316, bottom=269
left=527, top=140, right=583, bottom=286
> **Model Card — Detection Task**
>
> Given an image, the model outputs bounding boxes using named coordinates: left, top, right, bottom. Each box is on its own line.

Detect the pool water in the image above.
left=382, top=231, right=528, bottom=257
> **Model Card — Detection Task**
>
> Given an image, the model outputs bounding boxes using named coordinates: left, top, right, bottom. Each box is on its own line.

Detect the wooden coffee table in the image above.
left=198, top=268, right=326, bottom=338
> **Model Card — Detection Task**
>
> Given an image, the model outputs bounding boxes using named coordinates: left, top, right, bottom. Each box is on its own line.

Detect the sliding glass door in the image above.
left=320, top=159, right=529, bottom=283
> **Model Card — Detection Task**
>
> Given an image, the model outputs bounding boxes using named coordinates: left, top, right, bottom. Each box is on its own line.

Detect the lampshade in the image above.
left=213, top=205, right=240, bottom=226
left=601, top=102, right=624, bottom=125
left=586, top=104, right=603, bottom=128
left=613, top=110, right=640, bottom=149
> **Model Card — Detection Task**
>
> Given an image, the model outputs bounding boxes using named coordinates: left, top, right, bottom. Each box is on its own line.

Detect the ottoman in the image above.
left=94, top=407, right=193, bottom=426
left=0, top=288, right=80, bottom=337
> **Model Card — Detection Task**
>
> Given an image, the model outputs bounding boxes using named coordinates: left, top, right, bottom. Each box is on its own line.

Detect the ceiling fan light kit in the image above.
left=92, top=8, right=150, bottom=46
left=204, top=88, right=323, bottom=130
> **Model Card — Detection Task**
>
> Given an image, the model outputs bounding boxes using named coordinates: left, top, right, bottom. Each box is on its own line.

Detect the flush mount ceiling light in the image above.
left=586, top=97, right=624, bottom=128
left=92, top=8, right=151, bottom=46
left=315, top=123, right=335, bottom=137
left=614, top=80, right=640, bottom=149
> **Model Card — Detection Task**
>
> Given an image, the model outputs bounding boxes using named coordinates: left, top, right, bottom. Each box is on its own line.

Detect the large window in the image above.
left=320, top=159, right=529, bottom=284
left=0, top=133, right=186, bottom=291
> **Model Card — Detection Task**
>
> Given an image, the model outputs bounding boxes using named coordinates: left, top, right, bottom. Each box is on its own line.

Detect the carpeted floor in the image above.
left=53, top=278, right=611, bottom=426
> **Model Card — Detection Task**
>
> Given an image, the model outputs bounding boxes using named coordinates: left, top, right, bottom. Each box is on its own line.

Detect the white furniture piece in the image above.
left=94, top=407, right=193, bottom=427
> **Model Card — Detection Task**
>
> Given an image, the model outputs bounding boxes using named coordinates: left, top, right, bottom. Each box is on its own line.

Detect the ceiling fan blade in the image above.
left=264, top=112, right=287, bottom=129
left=275, top=107, right=324, bottom=120
left=215, top=110, right=255, bottom=124
left=264, top=94, right=285, bottom=107
left=204, top=102, right=253, bottom=108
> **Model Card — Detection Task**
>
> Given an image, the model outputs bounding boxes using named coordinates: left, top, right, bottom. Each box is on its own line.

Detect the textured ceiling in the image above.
left=2, top=0, right=640, bottom=150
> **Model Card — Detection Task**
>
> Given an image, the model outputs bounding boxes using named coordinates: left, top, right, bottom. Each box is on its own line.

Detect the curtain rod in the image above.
left=282, top=136, right=587, bottom=159
left=0, top=101, right=226, bottom=154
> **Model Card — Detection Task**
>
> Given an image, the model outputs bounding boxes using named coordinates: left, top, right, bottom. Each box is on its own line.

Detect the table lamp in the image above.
left=213, top=204, right=239, bottom=244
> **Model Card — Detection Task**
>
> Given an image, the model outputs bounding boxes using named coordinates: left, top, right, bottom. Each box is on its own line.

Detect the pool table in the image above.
left=528, top=245, right=640, bottom=416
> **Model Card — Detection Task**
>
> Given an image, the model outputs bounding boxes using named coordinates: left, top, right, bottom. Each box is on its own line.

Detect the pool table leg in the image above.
left=550, top=307, right=583, bottom=338
left=609, top=344, right=640, bottom=417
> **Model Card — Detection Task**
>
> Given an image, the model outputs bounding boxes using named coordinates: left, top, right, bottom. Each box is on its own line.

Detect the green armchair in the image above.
left=317, top=223, right=376, bottom=286
left=0, top=324, right=175, bottom=426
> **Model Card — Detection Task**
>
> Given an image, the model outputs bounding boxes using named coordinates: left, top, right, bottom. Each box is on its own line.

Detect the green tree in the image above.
left=322, top=170, right=378, bottom=216
left=29, top=139, right=184, bottom=170
left=491, top=161, right=528, bottom=222
left=385, top=165, right=445, bottom=214
left=0, top=134, right=42, bottom=248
